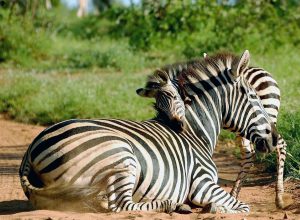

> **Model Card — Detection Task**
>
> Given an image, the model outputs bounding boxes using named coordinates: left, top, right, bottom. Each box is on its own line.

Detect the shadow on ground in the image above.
left=0, top=200, right=34, bottom=214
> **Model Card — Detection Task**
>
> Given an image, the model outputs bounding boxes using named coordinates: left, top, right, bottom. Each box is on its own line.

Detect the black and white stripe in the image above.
left=19, top=50, right=276, bottom=214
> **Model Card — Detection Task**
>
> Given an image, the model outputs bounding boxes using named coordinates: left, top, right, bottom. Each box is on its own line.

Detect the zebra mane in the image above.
left=148, top=51, right=242, bottom=111
left=148, top=52, right=241, bottom=88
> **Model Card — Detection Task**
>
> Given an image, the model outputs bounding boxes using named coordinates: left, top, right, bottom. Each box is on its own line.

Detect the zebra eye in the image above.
left=147, top=82, right=160, bottom=89
left=162, top=90, right=176, bottom=98
left=172, top=94, right=177, bottom=99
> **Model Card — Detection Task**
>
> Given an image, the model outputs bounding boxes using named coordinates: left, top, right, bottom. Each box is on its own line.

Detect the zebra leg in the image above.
left=106, top=165, right=191, bottom=213
left=189, top=180, right=250, bottom=213
left=275, top=135, right=287, bottom=209
left=230, top=137, right=255, bottom=198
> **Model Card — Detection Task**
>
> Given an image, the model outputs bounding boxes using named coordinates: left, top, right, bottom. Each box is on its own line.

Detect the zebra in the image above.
left=19, top=50, right=278, bottom=214
left=143, top=51, right=286, bottom=208
left=231, top=64, right=286, bottom=209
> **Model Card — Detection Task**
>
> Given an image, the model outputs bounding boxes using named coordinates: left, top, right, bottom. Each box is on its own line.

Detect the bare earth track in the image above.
left=0, top=115, right=299, bottom=219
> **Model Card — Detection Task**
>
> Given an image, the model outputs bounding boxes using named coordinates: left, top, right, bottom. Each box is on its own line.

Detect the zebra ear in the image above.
left=203, top=53, right=208, bottom=58
left=232, top=50, right=250, bottom=78
left=136, top=88, right=156, bottom=98
left=154, top=69, right=169, bottom=85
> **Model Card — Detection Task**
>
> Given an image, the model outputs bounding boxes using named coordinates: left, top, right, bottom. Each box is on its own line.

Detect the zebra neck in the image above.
left=184, top=92, right=223, bottom=156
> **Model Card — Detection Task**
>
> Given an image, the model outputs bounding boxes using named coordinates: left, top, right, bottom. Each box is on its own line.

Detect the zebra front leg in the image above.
left=106, top=168, right=191, bottom=213
left=275, top=135, right=287, bottom=209
left=230, top=137, right=255, bottom=198
left=189, top=179, right=250, bottom=213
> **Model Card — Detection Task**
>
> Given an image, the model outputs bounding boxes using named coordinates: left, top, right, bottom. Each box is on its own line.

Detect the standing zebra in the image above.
left=19, top=50, right=278, bottom=213
left=232, top=65, right=286, bottom=209
left=203, top=53, right=286, bottom=208
left=145, top=51, right=286, bottom=208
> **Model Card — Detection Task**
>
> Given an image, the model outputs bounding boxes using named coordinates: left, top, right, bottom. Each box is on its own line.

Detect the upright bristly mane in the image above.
left=149, top=52, right=240, bottom=86
left=148, top=52, right=241, bottom=93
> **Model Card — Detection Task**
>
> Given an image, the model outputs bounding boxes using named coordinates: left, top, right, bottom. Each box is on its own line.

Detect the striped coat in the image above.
left=147, top=52, right=286, bottom=208
left=20, top=50, right=276, bottom=214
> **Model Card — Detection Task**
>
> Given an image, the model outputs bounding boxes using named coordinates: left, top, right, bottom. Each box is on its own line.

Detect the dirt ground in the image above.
left=0, top=115, right=299, bottom=219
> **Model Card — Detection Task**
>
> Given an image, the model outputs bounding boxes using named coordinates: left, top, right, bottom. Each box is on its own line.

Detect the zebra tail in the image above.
left=19, top=149, right=43, bottom=199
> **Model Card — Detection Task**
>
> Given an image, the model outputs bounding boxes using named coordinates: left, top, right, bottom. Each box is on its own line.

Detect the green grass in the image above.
left=257, top=111, right=300, bottom=178
left=0, top=71, right=155, bottom=125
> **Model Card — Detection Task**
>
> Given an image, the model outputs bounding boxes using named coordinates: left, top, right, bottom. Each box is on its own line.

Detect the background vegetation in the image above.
left=0, top=0, right=299, bottom=178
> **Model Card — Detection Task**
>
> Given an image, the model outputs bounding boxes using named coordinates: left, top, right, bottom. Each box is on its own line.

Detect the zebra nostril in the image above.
left=256, top=139, right=268, bottom=153
left=272, top=132, right=278, bottom=148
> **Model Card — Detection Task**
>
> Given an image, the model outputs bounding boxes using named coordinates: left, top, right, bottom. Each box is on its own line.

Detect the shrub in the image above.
left=106, top=1, right=300, bottom=56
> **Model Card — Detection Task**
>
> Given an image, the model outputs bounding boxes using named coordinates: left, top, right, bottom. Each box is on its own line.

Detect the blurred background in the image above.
left=0, top=0, right=299, bottom=177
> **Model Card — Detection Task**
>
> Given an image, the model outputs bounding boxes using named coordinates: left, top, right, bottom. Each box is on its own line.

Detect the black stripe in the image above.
left=259, top=94, right=280, bottom=100
left=40, top=136, right=127, bottom=174
left=263, top=104, right=279, bottom=111
left=255, top=81, right=279, bottom=91
left=56, top=146, right=133, bottom=182
left=248, top=72, right=269, bottom=85
left=31, top=125, right=103, bottom=161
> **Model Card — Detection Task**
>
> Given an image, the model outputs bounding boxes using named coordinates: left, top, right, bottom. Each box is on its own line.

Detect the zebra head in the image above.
left=222, top=50, right=278, bottom=153
left=202, top=51, right=279, bottom=153
left=136, top=70, right=187, bottom=132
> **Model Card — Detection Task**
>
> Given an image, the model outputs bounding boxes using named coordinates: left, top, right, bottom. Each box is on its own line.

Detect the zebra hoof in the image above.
left=202, top=203, right=217, bottom=213
left=175, top=204, right=192, bottom=214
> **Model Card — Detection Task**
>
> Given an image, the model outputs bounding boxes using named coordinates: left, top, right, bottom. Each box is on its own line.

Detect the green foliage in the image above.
left=107, top=1, right=300, bottom=56
left=278, top=112, right=300, bottom=178
left=62, top=40, right=145, bottom=72
left=0, top=6, right=147, bottom=72
left=0, top=16, right=51, bottom=66
left=1, top=2, right=300, bottom=70
left=58, top=16, right=110, bottom=40
left=258, top=111, right=300, bottom=178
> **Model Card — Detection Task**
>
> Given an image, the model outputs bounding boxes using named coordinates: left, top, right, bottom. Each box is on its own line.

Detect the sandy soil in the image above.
left=0, top=115, right=299, bottom=219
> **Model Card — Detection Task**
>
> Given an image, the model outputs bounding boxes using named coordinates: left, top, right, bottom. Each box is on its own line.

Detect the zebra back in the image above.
left=243, top=67, right=280, bottom=124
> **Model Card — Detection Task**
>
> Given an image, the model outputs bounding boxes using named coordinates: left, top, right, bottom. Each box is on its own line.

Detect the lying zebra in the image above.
left=20, top=50, right=278, bottom=213
left=141, top=51, right=286, bottom=208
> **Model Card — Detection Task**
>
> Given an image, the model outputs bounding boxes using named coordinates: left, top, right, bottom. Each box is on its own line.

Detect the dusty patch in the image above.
left=0, top=116, right=299, bottom=219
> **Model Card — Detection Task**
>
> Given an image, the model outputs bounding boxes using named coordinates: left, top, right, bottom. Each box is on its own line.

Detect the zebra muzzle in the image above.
left=255, top=139, right=269, bottom=153
left=255, top=124, right=279, bottom=153
left=170, top=116, right=186, bottom=133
